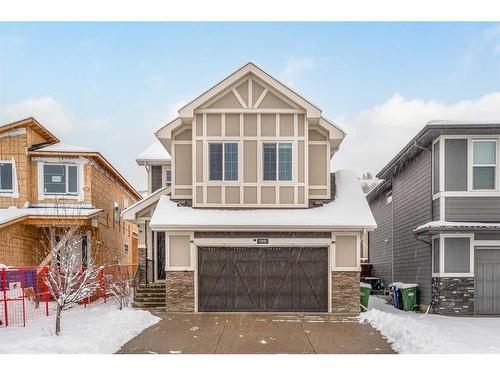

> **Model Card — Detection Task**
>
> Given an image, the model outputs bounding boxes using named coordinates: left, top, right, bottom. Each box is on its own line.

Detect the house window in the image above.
left=114, top=202, right=120, bottom=224
left=165, top=169, right=171, bottom=184
left=123, top=243, right=129, bottom=255
left=224, top=143, right=238, bottom=181
left=263, top=143, right=293, bottom=181
left=151, top=165, right=162, bottom=192
left=386, top=190, right=393, bottom=204
left=43, top=164, right=78, bottom=195
left=0, top=162, right=13, bottom=192
left=472, top=140, right=496, bottom=190
left=209, top=143, right=238, bottom=181
left=432, top=238, right=440, bottom=274
left=444, top=238, right=471, bottom=273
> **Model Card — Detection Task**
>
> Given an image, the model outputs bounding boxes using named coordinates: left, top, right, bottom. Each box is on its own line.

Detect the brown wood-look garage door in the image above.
left=198, top=247, right=328, bottom=312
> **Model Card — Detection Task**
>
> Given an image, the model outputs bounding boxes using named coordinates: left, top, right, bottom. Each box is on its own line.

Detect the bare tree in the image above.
left=105, top=267, right=132, bottom=310
left=44, top=233, right=102, bottom=335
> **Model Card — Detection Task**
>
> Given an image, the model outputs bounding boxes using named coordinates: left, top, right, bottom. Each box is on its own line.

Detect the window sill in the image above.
left=432, top=273, right=473, bottom=278
left=166, top=267, right=194, bottom=272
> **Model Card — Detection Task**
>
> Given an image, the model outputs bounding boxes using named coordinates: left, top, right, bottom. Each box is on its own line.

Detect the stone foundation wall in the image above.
left=432, top=277, right=474, bottom=315
left=166, top=271, right=195, bottom=312
left=331, top=271, right=360, bottom=315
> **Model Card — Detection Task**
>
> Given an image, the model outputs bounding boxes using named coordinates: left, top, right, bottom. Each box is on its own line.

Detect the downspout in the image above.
left=391, top=177, right=394, bottom=285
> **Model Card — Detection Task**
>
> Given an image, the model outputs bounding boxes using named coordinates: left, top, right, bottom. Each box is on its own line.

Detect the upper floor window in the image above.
left=263, top=143, right=292, bottom=181
left=209, top=142, right=238, bottom=181
left=151, top=165, right=163, bottom=192
left=0, top=162, right=13, bottom=192
left=43, top=164, right=78, bottom=195
left=472, top=140, right=496, bottom=190
left=114, top=201, right=120, bottom=224
left=166, top=169, right=171, bottom=184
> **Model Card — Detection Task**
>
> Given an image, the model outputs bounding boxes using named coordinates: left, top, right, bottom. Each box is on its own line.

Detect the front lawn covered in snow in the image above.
left=360, top=296, right=500, bottom=354
left=0, top=302, right=160, bottom=354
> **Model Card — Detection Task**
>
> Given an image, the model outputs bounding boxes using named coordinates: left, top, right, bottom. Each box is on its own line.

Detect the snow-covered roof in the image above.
left=34, top=143, right=96, bottom=153
left=150, top=170, right=376, bottom=231
left=122, top=186, right=170, bottom=221
left=136, top=139, right=171, bottom=165
left=414, top=220, right=500, bottom=234
left=0, top=206, right=102, bottom=227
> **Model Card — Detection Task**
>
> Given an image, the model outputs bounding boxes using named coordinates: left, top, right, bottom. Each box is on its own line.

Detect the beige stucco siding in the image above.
left=244, top=186, right=257, bottom=204
left=261, top=186, right=276, bottom=204
left=225, top=186, right=240, bottom=204
left=225, top=114, right=240, bottom=136
left=243, top=114, right=257, bottom=136
left=207, top=186, right=222, bottom=203
left=208, top=91, right=243, bottom=109
left=169, top=234, right=191, bottom=267
left=244, top=140, right=257, bottom=182
left=207, top=114, right=222, bottom=136
left=261, top=114, right=276, bottom=136
left=259, top=91, right=293, bottom=109
left=279, top=186, right=294, bottom=204
left=309, top=144, right=327, bottom=185
left=174, top=143, right=192, bottom=186
left=196, top=141, right=203, bottom=182
left=279, top=114, right=294, bottom=137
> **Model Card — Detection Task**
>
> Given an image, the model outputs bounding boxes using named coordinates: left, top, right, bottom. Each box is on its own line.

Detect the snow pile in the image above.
left=0, top=302, right=160, bottom=353
left=150, top=170, right=376, bottom=230
left=0, top=263, right=10, bottom=269
left=360, top=296, right=500, bottom=354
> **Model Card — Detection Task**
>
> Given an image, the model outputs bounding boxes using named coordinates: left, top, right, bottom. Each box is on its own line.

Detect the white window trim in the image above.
left=331, top=232, right=361, bottom=271
left=262, top=141, right=294, bottom=182
left=37, top=158, right=85, bottom=201
left=432, top=233, right=474, bottom=277
left=386, top=190, right=392, bottom=204
left=0, top=158, right=19, bottom=198
left=208, top=141, right=240, bottom=182
left=470, top=139, right=497, bottom=191
left=165, top=232, right=195, bottom=271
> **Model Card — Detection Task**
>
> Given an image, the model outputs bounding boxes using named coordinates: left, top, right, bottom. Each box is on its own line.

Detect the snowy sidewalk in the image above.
left=360, top=296, right=500, bottom=354
left=0, top=302, right=160, bottom=354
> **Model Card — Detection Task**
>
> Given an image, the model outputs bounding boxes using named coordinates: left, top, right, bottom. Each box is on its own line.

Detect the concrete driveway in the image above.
left=117, top=311, right=394, bottom=354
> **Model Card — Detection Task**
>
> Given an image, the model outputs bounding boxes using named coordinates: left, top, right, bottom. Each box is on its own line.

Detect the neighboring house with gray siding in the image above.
left=368, top=121, right=500, bottom=316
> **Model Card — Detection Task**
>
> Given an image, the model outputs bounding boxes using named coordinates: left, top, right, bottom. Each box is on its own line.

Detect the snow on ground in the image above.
left=360, top=296, right=500, bottom=354
left=0, top=301, right=160, bottom=353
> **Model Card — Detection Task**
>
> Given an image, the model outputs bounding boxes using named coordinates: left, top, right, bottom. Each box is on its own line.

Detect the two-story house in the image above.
left=368, top=121, right=500, bottom=315
left=124, top=62, right=376, bottom=314
left=0, top=117, right=142, bottom=267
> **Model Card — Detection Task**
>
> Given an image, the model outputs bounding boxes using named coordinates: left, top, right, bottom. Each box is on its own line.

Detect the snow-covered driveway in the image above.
left=360, top=296, right=500, bottom=354
left=0, top=302, right=160, bottom=353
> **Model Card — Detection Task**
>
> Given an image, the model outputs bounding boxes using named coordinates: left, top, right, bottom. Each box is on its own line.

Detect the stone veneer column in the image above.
left=165, top=271, right=195, bottom=312
left=137, top=247, right=147, bottom=284
left=432, top=277, right=474, bottom=315
left=331, top=271, right=360, bottom=315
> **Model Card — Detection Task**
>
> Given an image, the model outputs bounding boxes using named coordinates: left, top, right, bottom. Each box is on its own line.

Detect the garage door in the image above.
left=475, top=248, right=500, bottom=315
left=198, top=247, right=328, bottom=312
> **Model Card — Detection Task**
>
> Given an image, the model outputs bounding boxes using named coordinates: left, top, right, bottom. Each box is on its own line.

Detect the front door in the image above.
left=198, top=246, right=329, bottom=312
left=156, top=232, right=166, bottom=280
left=475, top=248, right=500, bottom=314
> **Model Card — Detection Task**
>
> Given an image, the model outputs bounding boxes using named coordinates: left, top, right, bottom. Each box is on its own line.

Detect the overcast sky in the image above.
left=1, top=22, right=500, bottom=190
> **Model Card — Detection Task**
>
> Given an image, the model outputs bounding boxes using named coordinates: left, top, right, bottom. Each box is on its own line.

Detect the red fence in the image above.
left=0, top=264, right=137, bottom=328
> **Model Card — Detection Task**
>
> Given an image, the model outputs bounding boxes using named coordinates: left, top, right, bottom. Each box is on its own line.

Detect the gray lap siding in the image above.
left=445, top=197, right=500, bottom=222
left=392, top=150, right=433, bottom=304
left=368, top=193, right=393, bottom=287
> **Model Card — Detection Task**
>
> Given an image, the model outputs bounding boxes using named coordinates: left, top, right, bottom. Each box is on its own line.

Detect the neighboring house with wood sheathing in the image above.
left=0, top=117, right=142, bottom=267
left=124, top=62, right=376, bottom=314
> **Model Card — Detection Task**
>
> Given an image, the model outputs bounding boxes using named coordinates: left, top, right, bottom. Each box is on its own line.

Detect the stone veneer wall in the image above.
left=331, top=271, right=360, bottom=315
left=432, top=277, right=474, bottom=315
left=137, top=247, right=146, bottom=284
left=166, top=271, right=195, bottom=312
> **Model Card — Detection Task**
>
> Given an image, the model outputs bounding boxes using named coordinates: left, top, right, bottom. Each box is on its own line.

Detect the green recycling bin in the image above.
left=393, top=282, right=418, bottom=311
left=360, top=282, right=372, bottom=309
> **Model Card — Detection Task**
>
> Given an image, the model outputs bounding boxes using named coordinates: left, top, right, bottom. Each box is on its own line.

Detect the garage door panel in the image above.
left=198, top=246, right=328, bottom=312
left=475, top=248, right=500, bottom=315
